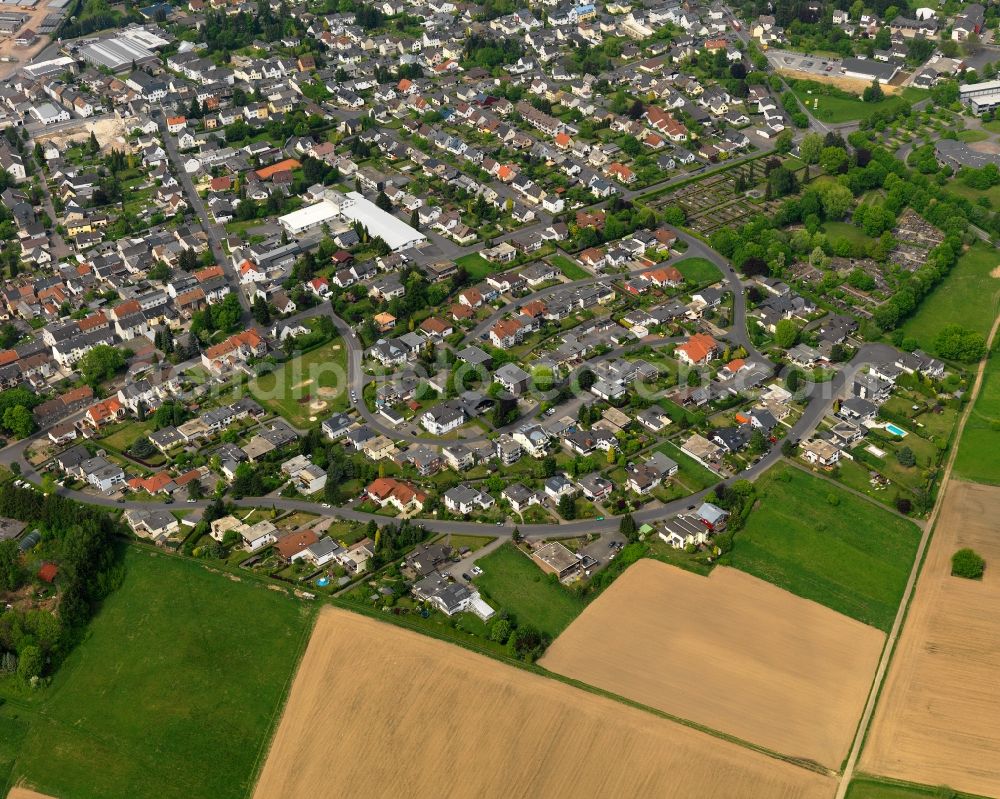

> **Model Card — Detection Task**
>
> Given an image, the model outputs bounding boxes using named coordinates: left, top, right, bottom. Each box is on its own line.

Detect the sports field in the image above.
left=1, top=547, right=314, bottom=799
left=900, top=243, right=1000, bottom=351
left=861, top=481, right=1000, bottom=797
left=249, top=337, right=348, bottom=426
left=720, top=466, right=921, bottom=631
left=790, top=83, right=923, bottom=124
left=253, top=607, right=836, bottom=799
left=953, top=348, right=1000, bottom=485
left=541, top=560, right=884, bottom=768
left=473, top=543, right=585, bottom=638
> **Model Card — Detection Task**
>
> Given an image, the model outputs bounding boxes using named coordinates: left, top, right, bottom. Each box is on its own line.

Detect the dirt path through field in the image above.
left=836, top=312, right=1000, bottom=798
left=253, top=607, right=836, bottom=799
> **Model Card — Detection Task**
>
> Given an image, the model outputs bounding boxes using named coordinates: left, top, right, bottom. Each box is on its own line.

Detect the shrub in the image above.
left=951, top=548, right=985, bottom=579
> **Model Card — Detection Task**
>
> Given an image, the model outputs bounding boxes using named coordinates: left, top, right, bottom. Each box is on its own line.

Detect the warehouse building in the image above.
left=279, top=190, right=426, bottom=252
left=841, top=57, right=900, bottom=84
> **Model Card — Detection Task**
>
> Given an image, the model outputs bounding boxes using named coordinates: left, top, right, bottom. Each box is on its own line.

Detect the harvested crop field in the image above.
left=861, top=480, right=1000, bottom=797
left=253, top=607, right=835, bottom=799
left=7, top=790, right=58, bottom=799
left=540, top=560, right=885, bottom=769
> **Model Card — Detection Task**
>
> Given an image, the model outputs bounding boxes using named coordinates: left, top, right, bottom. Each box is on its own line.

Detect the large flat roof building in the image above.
left=841, top=57, right=900, bottom=84
left=960, top=79, right=1000, bottom=113
left=279, top=190, right=426, bottom=252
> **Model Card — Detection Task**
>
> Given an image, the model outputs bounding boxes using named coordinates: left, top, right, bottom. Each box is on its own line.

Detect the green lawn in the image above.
left=845, top=776, right=987, bottom=799
left=1, top=546, right=314, bottom=799
left=946, top=180, right=1000, bottom=207
left=550, top=254, right=590, bottom=280
left=793, top=85, right=923, bottom=124
left=901, top=243, right=1000, bottom=350
left=473, top=542, right=586, bottom=638
left=675, top=257, right=721, bottom=285
left=455, top=252, right=499, bottom=280
left=954, top=348, right=1000, bottom=485
left=250, top=337, right=348, bottom=427
left=99, top=419, right=157, bottom=452
left=982, top=119, right=1000, bottom=134
left=824, top=220, right=876, bottom=247
left=720, top=466, right=921, bottom=631
left=957, top=128, right=990, bottom=143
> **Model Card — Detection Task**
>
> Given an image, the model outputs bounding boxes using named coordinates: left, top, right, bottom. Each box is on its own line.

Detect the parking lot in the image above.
left=767, top=49, right=843, bottom=78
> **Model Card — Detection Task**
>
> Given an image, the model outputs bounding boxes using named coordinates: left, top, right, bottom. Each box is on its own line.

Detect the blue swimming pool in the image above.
left=317, top=577, right=330, bottom=587
left=885, top=423, right=907, bottom=438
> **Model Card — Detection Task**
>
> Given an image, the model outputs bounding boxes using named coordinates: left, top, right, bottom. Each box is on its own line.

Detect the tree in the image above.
left=820, top=146, right=848, bottom=175
left=374, top=190, right=392, bottom=211
left=785, top=368, right=802, bottom=392
left=951, top=548, right=985, bottom=579
left=489, top=619, right=511, bottom=644
left=935, top=325, right=986, bottom=362
left=774, top=319, right=799, bottom=348
left=187, top=479, right=204, bottom=500
left=799, top=132, right=823, bottom=164
left=0, top=539, right=23, bottom=591
left=77, top=344, right=125, bottom=385
left=557, top=493, right=576, bottom=520
left=619, top=513, right=637, bottom=541
left=409, top=208, right=419, bottom=229
left=17, top=644, right=42, bottom=683
left=2, top=405, right=35, bottom=439
left=780, top=437, right=798, bottom=457
left=252, top=294, right=271, bottom=325
left=862, top=79, right=884, bottom=103
left=896, top=446, right=916, bottom=467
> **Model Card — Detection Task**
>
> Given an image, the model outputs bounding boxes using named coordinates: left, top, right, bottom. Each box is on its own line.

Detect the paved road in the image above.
left=155, top=110, right=253, bottom=324
left=0, top=339, right=898, bottom=538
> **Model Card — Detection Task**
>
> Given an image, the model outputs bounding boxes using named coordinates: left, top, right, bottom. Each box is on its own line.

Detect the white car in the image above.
left=470, top=566, right=483, bottom=576
left=321, top=503, right=331, bottom=508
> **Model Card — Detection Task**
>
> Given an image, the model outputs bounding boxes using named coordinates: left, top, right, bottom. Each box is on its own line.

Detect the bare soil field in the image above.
left=0, top=3, right=55, bottom=80
left=253, top=607, right=836, bottom=799
left=540, top=560, right=885, bottom=769
left=861, top=480, right=1000, bottom=796
left=777, top=69, right=906, bottom=94
left=35, top=117, right=131, bottom=154
left=8, top=788, right=59, bottom=799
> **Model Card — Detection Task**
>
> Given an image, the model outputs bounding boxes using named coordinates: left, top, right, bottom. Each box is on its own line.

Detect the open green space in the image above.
left=249, top=336, right=348, bottom=426
left=473, top=542, right=585, bottom=638
left=0, top=546, right=314, bottom=799
left=824, top=220, right=876, bottom=248
left=455, top=252, right=500, bottom=280
left=954, top=347, right=1000, bottom=485
left=845, top=776, right=987, bottom=799
left=550, top=254, right=590, bottom=280
left=98, top=419, right=157, bottom=452
left=982, top=119, right=1000, bottom=134
left=792, top=83, right=923, bottom=124
left=900, top=243, right=1000, bottom=350
left=957, top=129, right=990, bottom=143
left=945, top=179, right=1000, bottom=210
left=674, top=257, right=721, bottom=285
left=720, top=466, right=921, bottom=631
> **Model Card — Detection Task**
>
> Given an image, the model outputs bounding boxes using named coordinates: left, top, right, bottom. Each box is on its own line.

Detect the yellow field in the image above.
left=540, top=560, right=885, bottom=769
left=254, top=607, right=836, bottom=799
left=7, top=788, right=59, bottom=799
left=862, top=481, right=1000, bottom=796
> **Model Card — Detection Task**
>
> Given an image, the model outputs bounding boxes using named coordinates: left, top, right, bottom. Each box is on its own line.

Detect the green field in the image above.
left=1, top=547, right=314, bottom=799
left=846, top=776, right=987, bottom=799
left=957, top=129, right=990, bottom=143
left=250, top=337, right=348, bottom=426
left=901, top=243, right=1000, bottom=350
left=473, top=542, right=585, bottom=638
left=675, top=257, right=721, bottom=285
left=720, top=466, right=921, bottom=631
left=550, top=254, right=590, bottom=280
left=954, top=348, right=1000, bottom=484
left=824, top=220, right=876, bottom=248
left=793, top=84, right=923, bottom=124
left=455, top=252, right=500, bottom=280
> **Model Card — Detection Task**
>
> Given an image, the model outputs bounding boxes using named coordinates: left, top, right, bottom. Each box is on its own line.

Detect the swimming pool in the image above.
left=885, top=423, right=907, bottom=438
left=317, top=577, right=330, bottom=587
